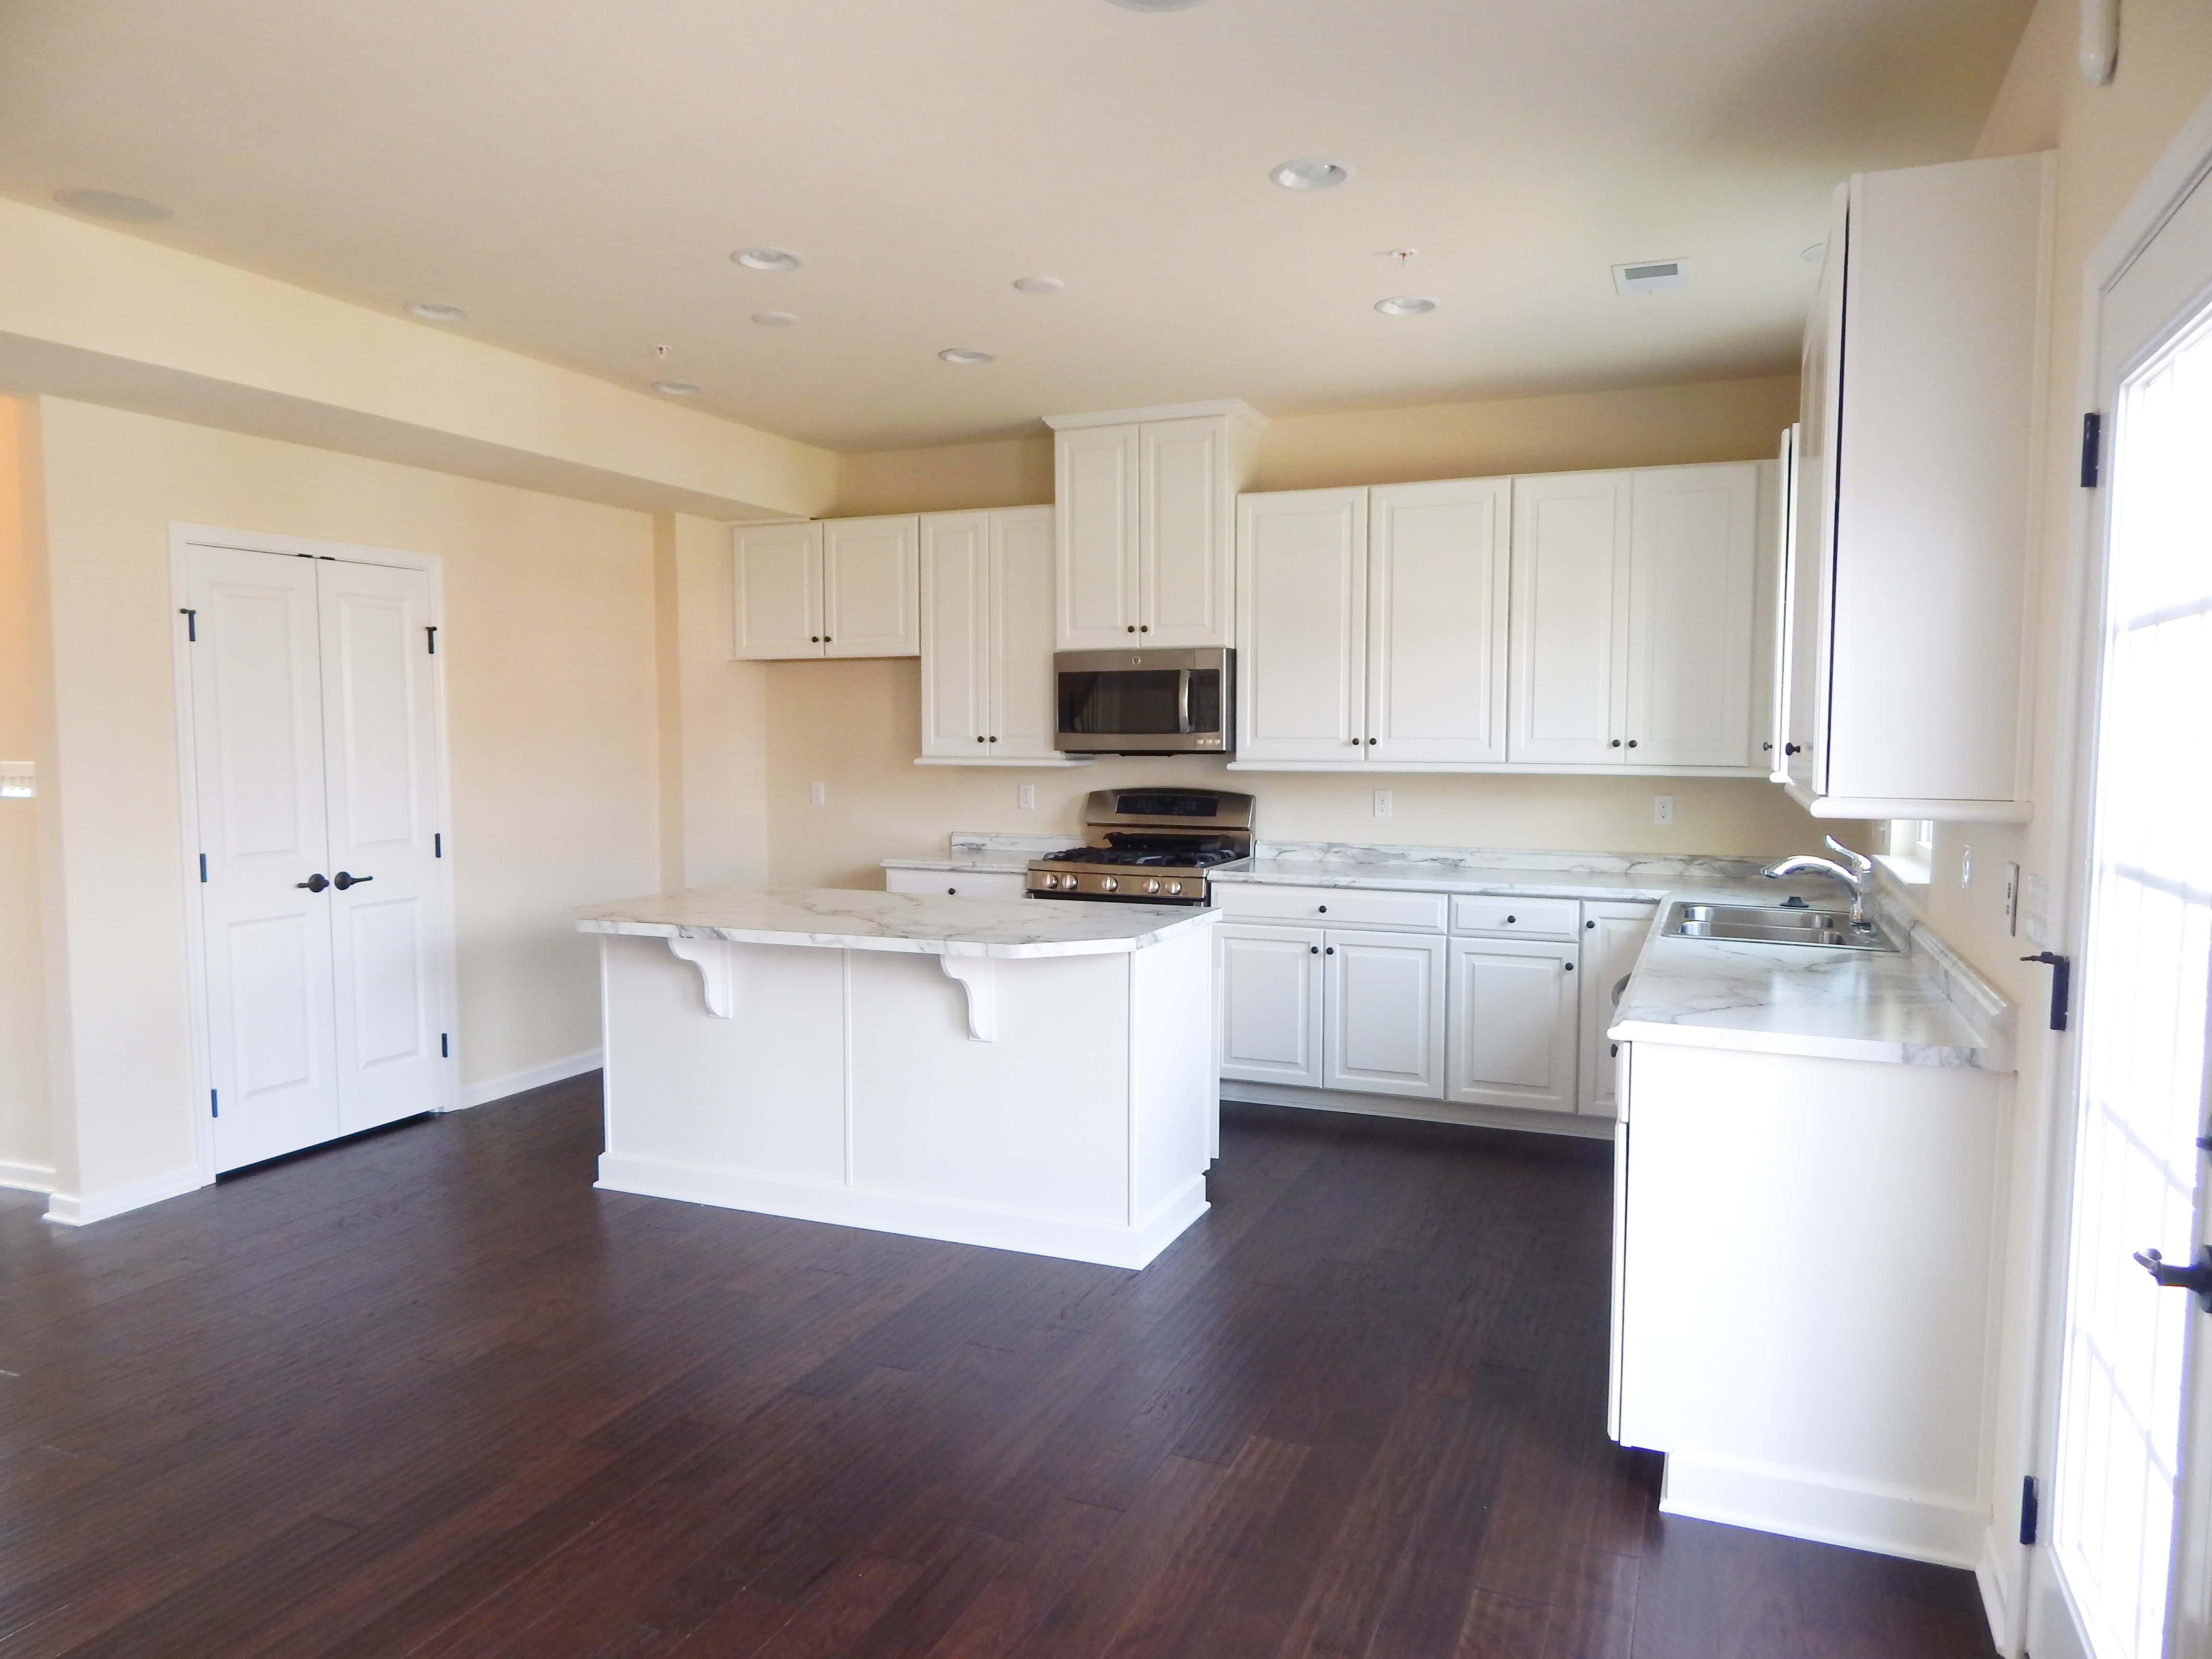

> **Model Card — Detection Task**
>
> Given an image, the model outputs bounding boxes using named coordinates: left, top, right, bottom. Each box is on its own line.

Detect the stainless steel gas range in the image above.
left=1025, top=789, right=1254, bottom=907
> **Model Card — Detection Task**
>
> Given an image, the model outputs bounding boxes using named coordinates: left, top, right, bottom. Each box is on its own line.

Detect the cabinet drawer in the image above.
left=884, top=868, right=1027, bottom=901
left=1449, top=895, right=1579, bottom=938
left=1215, top=884, right=1446, bottom=932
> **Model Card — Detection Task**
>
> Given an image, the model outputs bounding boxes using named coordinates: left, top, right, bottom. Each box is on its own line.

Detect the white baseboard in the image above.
left=44, top=1163, right=208, bottom=1227
left=0, top=1159, right=56, bottom=1195
left=1976, top=1527, right=2020, bottom=1657
left=1220, top=1080, right=1615, bottom=1141
left=1659, top=1450, right=1985, bottom=1569
left=456, top=1047, right=603, bottom=1110
left=596, top=1152, right=1208, bottom=1271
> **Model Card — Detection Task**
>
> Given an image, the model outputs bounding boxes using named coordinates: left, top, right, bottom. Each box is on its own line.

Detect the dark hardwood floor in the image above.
left=0, top=1082, right=1995, bottom=1658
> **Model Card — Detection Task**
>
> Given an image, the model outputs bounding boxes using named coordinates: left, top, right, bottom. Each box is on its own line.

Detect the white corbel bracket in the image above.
left=665, top=934, right=734, bottom=1018
left=938, top=954, right=998, bottom=1042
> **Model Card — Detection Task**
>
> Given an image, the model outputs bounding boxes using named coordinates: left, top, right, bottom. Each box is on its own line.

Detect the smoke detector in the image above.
left=1612, top=259, right=1688, bottom=296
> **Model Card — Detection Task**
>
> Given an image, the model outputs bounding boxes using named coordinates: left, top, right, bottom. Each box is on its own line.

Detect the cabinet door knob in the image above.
left=1309, top=945, right=1319, bottom=955
left=976, top=735, right=986, bottom=743
left=1365, top=736, right=1376, bottom=745
left=1127, top=625, right=1136, bottom=634
left=1139, top=625, right=1149, bottom=633
left=988, top=735, right=998, bottom=742
left=811, top=636, right=821, bottom=643
left=1325, top=946, right=1335, bottom=955
left=1585, top=919, right=1596, bottom=929
left=1610, top=739, right=1623, bottom=748
left=1763, top=741, right=1775, bottom=751
left=948, top=887, right=958, bottom=896
left=1564, top=961, right=1575, bottom=972
left=1626, top=739, right=1637, bottom=748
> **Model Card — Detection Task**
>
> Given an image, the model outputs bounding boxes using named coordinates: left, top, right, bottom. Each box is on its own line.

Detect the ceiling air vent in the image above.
left=1612, top=259, right=1688, bottom=296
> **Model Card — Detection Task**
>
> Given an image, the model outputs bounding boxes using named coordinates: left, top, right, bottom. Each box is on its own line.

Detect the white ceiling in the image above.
left=0, top=0, right=2030, bottom=452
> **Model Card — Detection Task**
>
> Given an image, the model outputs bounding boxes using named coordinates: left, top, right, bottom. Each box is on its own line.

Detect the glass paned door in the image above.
left=2052, top=296, right=2212, bottom=1659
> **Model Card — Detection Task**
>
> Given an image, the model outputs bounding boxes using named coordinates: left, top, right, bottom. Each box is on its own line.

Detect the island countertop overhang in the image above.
left=575, top=884, right=1217, bottom=959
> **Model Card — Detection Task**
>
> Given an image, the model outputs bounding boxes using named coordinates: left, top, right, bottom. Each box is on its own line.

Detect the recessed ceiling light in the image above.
left=405, top=301, right=469, bottom=322
left=1801, top=243, right=1826, bottom=263
left=1374, top=295, right=1437, bottom=317
left=1269, top=157, right=1353, bottom=191
left=52, top=186, right=171, bottom=222
left=733, top=247, right=804, bottom=272
left=652, top=380, right=702, bottom=397
left=752, top=311, right=799, bottom=327
left=1109, top=0, right=1209, bottom=9
left=938, top=349, right=995, bottom=366
left=1011, top=276, right=1065, bottom=295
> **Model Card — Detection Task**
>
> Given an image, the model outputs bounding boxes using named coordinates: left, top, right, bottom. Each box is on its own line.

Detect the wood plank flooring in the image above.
left=0, top=1081, right=1996, bottom=1658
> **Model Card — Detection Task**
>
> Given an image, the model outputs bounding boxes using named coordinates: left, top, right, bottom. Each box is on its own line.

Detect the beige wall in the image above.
left=0, top=400, right=53, bottom=1184
left=28, top=396, right=664, bottom=1205
left=669, top=512, right=773, bottom=889
left=774, top=373, right=1841, bottom=888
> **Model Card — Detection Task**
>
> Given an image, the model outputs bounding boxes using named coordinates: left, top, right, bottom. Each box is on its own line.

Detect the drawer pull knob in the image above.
left=1317, top=904, right=1327, bottom=914
left=1505, top=914, right=1516, bottom=924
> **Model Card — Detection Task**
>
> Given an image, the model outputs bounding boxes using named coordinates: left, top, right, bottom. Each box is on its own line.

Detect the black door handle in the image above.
left=296, top=873, right=329, bottom=892
left=2020, top=951, right=2071, bottom=1032
left=332, top=871, right=373, bottom=890
left=2134, top=1247, right=2212, bottom=1311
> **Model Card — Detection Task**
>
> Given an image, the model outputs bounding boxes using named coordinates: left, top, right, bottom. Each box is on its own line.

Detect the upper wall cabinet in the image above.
left=732, top=515, right=920, bottom=661
left=918, top=506, right=1078, bottom=765
left=1235, top=477, right=1511, bottom=765
left=1047, top=403, right=1263, bottom=650
left=1509, top=463, right=1767, bottom=769
left=1783, top=152, right=2053, bottom=822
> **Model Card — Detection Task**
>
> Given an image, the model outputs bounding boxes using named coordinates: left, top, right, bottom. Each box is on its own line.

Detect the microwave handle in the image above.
left=1176, top=669, right=1192, bottom=734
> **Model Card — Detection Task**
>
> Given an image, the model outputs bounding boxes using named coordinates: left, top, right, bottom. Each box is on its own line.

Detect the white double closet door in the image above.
left=184, top=543, right=453, bottom=1172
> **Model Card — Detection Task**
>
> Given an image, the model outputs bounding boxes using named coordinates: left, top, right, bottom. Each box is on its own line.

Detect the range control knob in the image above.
left=1098, top=876, right=1118, bottom=893
left=1166, top=880, right=1183, bottom=896
left=1144, top=878, right=1162, bottom=895
left=1039, top=873, right=1059, bottom=890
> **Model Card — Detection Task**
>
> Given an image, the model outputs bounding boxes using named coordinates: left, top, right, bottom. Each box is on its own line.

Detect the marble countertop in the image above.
left=881, top=832, right=1069, bottom=876
left=577, top=884, right=1215, bottom=959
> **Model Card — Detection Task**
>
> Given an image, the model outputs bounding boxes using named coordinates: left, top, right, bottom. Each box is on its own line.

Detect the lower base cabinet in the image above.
left=1577, top=902, right=1659, bottom=1116
left=1325, top=930, right=1446, bottom=1097
left=1218, top=925, right=1324, bottom=1086
left=883, top=868, right=1028, bottom=901
left=1444, top=935, right=1579, bottom=1112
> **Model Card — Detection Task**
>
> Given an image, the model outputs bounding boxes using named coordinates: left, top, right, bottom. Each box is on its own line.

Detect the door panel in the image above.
left=1236, top=488, right=1366, bottom=762
left=734, top=521, right=824, bottom=659
left=1056, top=424, right=1141, bottom=648
left=1446, top=935, right=1578, bottom=1111
left=186, top=545, right=340, bottom=1171
left=989, top=507, right=1059, bottom=759
left=1369, top=477, right=1511, bottom=763
left=1577, top=904, right=1657, bottom=1116
left=1141, top=416, right=1231, bottom=648
left=1324, top=929, right=1445, bottom=1098
left=1787, top=189, right=1847, bottom=794
left=1218, top=925, right=1323, bottom=1086
left=823, top=516, right=920, bottom=658
left=919, top=512, right=989, bottom=757
left=318, top=559, right=447, bottom=1132
left=1509, top=472, right=1632, bottom=764
left=1626, top=465, right=1759, bottom=767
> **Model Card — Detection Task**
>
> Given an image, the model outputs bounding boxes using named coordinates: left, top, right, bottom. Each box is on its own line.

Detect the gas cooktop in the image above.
left=1025, top=789, right=1255, bottom=904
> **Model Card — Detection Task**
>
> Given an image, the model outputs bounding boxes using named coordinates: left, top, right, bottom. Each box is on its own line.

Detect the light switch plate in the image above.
left=1018, top=783, right=1035, bottom=810
left=2023, top=873, right=2051, bottom=946
left=1652, top=793, right=1674, bottom=827
left=1373, top=789, right=1393, bottom=819
left=809, top=780, right=826, bottom=806
left=1960, top=843, right=1972, bottom=890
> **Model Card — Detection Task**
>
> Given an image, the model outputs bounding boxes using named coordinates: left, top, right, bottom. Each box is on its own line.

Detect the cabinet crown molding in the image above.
left=1044, top=400, right=1268, bottom=432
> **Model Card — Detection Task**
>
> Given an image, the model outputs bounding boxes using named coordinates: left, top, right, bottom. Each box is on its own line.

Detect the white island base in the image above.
left=578, top=888, right=1219, bottom=1270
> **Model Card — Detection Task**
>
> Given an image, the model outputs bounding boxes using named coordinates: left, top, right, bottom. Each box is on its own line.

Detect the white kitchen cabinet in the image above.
left=917, top=506, right=1070, bottom=763
left=1218, top=924, right=1324, bottom=1086
left=1767, top=425, right=1799, bottom=783
left=733, top=515, right=919, bottom=661
left=1625, top=466, right=1761, bottom=767
left=1235, top=488, right=1366, bottom=762
left=1508, top=471, right=1631, bottom=764
left=1444, top=934, right=1579, bottom=1112
left=1048, top=403, right=1262, bottom=650
left=1783, top=152, right=2052, bottom=821
left=1236, top=476, right=1510, bottom=765
left=733, top=521, right=823, bottom=660
left=1323, top=929, right=1446, bottom=1098
left=1576, top=902, right=1658, bottom=1117
left=883, top=867, right=1027, bottom=901
left=1508, top=465, right=1767, bottom=769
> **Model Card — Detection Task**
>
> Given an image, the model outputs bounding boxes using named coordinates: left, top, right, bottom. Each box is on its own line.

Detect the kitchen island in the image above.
left=575, top=886, right=1219, bottom=1268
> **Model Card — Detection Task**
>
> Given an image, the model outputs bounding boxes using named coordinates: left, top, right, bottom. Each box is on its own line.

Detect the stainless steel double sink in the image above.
left=1662, top=900, right=1898, bottom=952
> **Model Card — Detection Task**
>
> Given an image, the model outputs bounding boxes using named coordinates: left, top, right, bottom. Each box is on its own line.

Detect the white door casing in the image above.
left=1368, top=477, right=1512, bottom=764
left=1235, top=488, right=1367, bottom=763
left=1508, top=471, right=1633, bottom=764
left=1445, top=934, right=1579, bottom=1112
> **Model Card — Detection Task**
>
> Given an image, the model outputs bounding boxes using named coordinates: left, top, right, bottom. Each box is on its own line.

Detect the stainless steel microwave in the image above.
left=1054, top=648, right=1232, bottom=755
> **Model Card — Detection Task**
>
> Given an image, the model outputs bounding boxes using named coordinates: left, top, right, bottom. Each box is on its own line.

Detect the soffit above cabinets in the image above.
left=0, top=0, right=2030, bottom=451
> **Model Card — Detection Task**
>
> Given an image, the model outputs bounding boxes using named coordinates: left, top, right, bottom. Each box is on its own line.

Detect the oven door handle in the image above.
left=1176, top=669, right=1193, bottom=734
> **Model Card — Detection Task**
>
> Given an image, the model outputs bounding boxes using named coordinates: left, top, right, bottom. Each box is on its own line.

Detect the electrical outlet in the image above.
left=1018, top=783, right=1035, bottom=810
left=1373, top=789, right=1393, bottom=819
left=2023, top=873, right=2051, bottom=946
left=2003, top=863, right=2020, bottom=935
left=809, top=780, right=826, bottom=806
left=1652, top=793, right=1675, bottom=827
left=1960, top=843, right=1973, bottom=890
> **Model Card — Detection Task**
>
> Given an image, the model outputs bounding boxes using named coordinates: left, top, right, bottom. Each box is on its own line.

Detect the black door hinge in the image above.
left=199, top=853, right=207, bottom=883
left=426, top=625, right=437, bottom=655
left=2021, top=951, right=2072, bottom=1032
left=210, top=1088, right=219, bottom=1119
left=2020, top=1475, right=2041, bottom=1546
left=179, top=607, right=197, bottom=642
left=440, top=1033, right=450, bottom=1058
left=2081, top=413, right=2103, bottom=488
left=433, top=832, right=443, bottom=858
